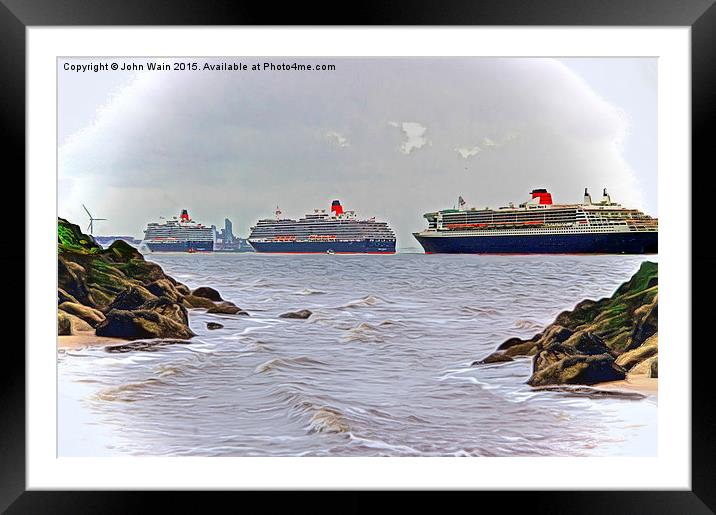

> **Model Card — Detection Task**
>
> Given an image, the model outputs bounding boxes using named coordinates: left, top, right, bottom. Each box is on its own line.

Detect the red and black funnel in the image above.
left=180, top=209, right=190, bottom=221
left=530, top=189, right=553, bottom=205
left=331, top=200, right=344, bottom=216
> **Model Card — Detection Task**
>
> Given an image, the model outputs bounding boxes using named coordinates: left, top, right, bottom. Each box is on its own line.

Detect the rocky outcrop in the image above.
left=57, top=218, right=242, bottom=341
left=474, top=261, right=658, bottom=387
left=95, top=309, right=195, bottom=340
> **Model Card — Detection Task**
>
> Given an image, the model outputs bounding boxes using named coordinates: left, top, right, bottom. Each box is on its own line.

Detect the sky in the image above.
left=58, top=57, right=657, bottom=248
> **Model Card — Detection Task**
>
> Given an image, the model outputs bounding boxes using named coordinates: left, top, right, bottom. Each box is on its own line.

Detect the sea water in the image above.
left=58, top=253, right=657, bottom=456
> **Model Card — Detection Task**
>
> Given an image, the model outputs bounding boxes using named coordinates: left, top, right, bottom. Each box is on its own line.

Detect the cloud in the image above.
left=326, top=131, right=349, bottom=147
left=455, top=146, right=482, bottom=159
left=58, top=57, right=652, bottom=247
left=389, top=121, right=430, bottom=154
left=455, top=131, right=521, bottom=160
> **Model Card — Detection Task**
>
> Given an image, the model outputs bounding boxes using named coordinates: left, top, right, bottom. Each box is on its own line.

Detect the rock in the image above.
left=95, top=309, right=195, bottom=340
left=192, top=286, right=223, bottom=302
left=175, top=283, right=191, bottom=296
left=57, top=255, right=90, bottom=305
left=57, top=218, right=102, bottom=253
left=533, top=331, right=611, bottom=372
left=183, top=294, right=217, bottom=309
left=61, top=312, right=94, bottom=333
left=86, top=286, right=116, bottom=309
left=58, top=301, right=106, bottom=327
left=537, top=325, right=575, bottom=346
left=58, top=312, right=72, bottom=335
left=109, top=285, right=157, bottom=311
left=207, top=302, right=248, bottom=315
left=472, top=352, right=514, bottom=365
left=528, top=354, right=626, bottom=386
left=495, top=326, right=574, bottom=357
left=615, top=333, right=658, bottom=370
left=105, top=239, right=143, bottom=263
left=629, top=354, right=658, bottom=378
left=58, top=288, right=79, bottom=305
left=497, top=335, right=538, bottom=351
left=279, top=309, right=312, bottom=319
left=628, top=296, right=658, bottom=351
left=141, top=297, right=189, bottom=326
left=503, top=341, right=541, bottom=357
left=206, top=322, right=224, bottom=330
left=146, top=279, right=182, bottom=302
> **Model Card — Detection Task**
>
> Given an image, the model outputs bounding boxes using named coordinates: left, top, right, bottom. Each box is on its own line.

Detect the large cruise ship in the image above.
left=142, top=210, right=215, bottom=252
left=248, top=200, right=396, bottom=254
left=413, top=188, right=657, bottom=254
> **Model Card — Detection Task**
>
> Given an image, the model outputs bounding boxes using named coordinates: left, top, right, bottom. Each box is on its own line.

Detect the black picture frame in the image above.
left=5, top=0, right=712, bottom=512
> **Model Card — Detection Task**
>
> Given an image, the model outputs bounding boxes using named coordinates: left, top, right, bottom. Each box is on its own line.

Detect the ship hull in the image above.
left=145, top=240, right=214, bottom=252
left=249, top=240, right=396, bottom=254
left=413, top=231, right=657, bottom=254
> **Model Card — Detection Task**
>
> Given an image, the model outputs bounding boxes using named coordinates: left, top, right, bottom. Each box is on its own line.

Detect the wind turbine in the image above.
left=82, top=204, right=107, bottom=235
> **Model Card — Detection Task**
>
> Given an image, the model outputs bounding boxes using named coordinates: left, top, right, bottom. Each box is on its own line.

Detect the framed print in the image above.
left=5, top=0, right=713, bottom=511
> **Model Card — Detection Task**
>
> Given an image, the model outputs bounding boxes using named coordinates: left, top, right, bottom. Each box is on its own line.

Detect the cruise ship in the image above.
left=142, top=210, right=215, bottom=252
left=248, top=200, right=396, bottom=254
left=413, top=188, right=657, bottom=254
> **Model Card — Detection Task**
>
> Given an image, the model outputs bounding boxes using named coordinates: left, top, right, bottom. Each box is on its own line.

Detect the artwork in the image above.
left=57, top=57, right=657, bottom=457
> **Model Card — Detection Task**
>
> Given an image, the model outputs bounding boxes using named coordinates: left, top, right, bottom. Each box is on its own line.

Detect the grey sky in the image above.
left=58, top=57, right=657, bottom=247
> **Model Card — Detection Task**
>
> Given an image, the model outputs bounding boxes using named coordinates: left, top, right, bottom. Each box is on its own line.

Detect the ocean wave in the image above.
left=341, top=322, right=386, bottom=343
left=94, top=377, right=166, bottom=402
left=460, top=306, right=500, bottom=316
left=154, top=364, right=185, bottom=377
left=254, top=356, right=327, bottom=374
left=249, top=278, right=297, bottom=289
left=347, top=434, right=419, bottom=454
left=337, top=295, right=392, bottom=309
left=296, top=288, right=326, bottom=296
left=269, top=386, right=351, bottom=435
left=308, top=407, right=351, bottom=434
left=513, top=319, right=545, bottom=330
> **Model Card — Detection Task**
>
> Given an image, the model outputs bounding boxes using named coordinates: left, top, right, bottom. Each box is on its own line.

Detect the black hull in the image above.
left=413, top=231, right=658, bottom=254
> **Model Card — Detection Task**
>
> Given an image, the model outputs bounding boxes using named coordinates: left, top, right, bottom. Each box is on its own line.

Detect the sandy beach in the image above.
left=57, top=331, right=124, bottom=350
left=598, top=375, right=658, bottom=396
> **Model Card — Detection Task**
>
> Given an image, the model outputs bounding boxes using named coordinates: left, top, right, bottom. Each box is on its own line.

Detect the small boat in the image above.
left=326, top=249, right=335, bottom=255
